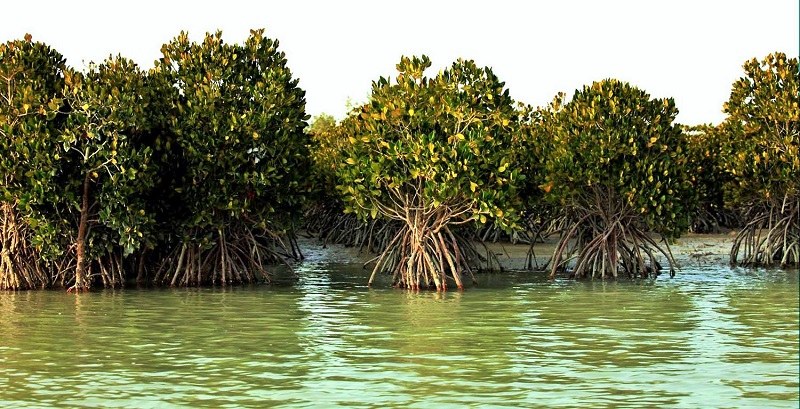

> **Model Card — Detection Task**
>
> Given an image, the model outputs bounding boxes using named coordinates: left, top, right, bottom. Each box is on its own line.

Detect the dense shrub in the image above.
left=722, top=52, right=799, bottom=267
left=58, top=57, right=158, bottom=291
left=541, top=79, right=695, bottom=278
left=336, top=56, right=522, bottom=289
left=0, top=37, right=157, bottom=291
left=0, top=36, right=66, bottom=289
left=152, top=29, right=311, bottom=285
left=683, top=124, right=740, bottom=233
left=1, top=30, right=311, bottom=289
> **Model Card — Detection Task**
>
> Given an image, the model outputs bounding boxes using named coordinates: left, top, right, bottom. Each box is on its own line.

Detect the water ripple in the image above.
left=0, top=263, right=797, bottom=407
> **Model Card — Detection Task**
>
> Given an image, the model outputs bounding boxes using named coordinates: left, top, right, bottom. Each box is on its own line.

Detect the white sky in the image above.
left=2, top=0, right=797, bottom=125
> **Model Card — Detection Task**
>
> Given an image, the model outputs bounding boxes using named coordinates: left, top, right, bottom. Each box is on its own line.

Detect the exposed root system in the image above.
left=690, top=205, right=741, bottom=234
left=547, top=187, right=676, bottom=279
left=731, top=194, right=799, bottom=268
left=305, top=203, right=400, bottom=253
left=0, top=203, right=48, bottom=290
left=153, top=225, right=299, bottom=286
left=524, top=207, right=568, bottom=270
left=362, top=187, right=499, bottom=291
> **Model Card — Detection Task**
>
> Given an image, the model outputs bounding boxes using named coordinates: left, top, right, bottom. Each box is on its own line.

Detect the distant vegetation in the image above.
left=0, top=30, right=796, bottom=290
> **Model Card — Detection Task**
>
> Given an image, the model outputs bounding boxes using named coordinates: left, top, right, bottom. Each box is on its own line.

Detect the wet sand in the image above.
left=481, top=232, right=738, bottom=271
left=305, top=232, right=739, bottom=271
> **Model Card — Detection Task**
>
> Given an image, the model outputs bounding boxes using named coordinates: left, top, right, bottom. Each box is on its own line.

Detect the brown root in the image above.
left=366, top=221, right=477, bottom=291
left=690, top=204, right=742, bottom=233
left=94, top=251, right=126, bottom=289
left=731, top=193, right=799, bottom=268
left=304, top=203, right=401, bottom=253
left=524, top=207, right=568, bottom=270
left=153, top=224, right=299, bottom=286
left=547, top=186, right=677, bottom=279
left=362, top=185, right=495, bottom=290
left=0, top=203, right=49, bottom=290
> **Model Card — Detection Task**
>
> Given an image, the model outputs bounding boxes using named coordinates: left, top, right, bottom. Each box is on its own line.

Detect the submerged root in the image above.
left=304, top=203, right=400, bottom=253
left=0, top=203, right=49, bottom=290
left=60, top=241, right=127, bottom=292
left=364, top=195, right=499, bottom=291
left=94, top=251, right=127, bottom=289
left=690, top=204, right=741, bottom=233
left=153, top=225, right=299, bottom=286
left=548, top=187, right=676, bottom=279
left=731, top=194, right=799, bottom=268
left=366, top=223, right=479, bottom=291
left=524, top=208, right=568, bottom=270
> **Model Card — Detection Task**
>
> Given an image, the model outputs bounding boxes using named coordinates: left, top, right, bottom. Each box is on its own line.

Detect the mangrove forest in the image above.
left=0, top=31, right=798, bottom=291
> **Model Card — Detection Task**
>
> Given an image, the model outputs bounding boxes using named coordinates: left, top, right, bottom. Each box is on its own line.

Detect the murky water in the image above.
left=1, top=245, right=797, bottom=408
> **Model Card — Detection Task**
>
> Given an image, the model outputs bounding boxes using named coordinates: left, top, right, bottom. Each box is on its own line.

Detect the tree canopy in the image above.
left=722, top=52, right=799, bottom=205
left=541, top=79, right=695, bottom=278
left=153, top=29, right=311, bottom=285
left=722, top=52, right=799, bottom=267
left=0, top=36, right=67, bottom=288
left=2, top=33, right=797, bottom=290
left=336, top=55, right=523, bottom=289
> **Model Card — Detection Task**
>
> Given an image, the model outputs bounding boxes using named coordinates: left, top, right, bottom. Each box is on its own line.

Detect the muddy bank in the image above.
left=302, top=232, right=739, bottom=272
left=481, top=232, right=738, bottom=271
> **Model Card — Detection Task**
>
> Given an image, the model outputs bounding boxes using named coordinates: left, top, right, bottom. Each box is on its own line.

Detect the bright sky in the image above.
left=2, top=0, right=797, bottom=125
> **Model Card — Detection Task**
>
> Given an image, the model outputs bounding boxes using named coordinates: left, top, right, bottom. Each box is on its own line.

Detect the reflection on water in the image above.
left=0, top=248, right=798, bottom=408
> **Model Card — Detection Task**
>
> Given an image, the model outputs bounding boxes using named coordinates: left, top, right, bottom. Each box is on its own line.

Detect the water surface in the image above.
left=1, top=245, right=797, bottom=408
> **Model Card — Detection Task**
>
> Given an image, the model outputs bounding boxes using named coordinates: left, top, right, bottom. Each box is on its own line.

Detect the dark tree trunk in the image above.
left=70, top=174, right=92, bottom=292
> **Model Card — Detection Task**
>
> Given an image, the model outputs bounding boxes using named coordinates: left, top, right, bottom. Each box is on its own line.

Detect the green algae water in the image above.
left=1, top=245, right=797, bottom=408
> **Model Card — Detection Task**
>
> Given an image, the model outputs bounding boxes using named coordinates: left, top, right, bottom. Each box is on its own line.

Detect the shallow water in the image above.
left=0, top=244, right=798, bottom=408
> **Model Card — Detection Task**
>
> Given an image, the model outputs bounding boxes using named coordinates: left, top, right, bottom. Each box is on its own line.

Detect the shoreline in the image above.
left=298, top=232, right=741, bottom=272
left=482, top=232, right=738, bottom=271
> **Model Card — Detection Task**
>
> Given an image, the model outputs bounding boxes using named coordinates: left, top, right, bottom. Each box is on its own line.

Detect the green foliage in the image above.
left=1, top=30, right=312, bottom=288
left=307, top=113, right=336, bottom=136
left=59, top=57, right=157, bottom=259
left=4, top=35, right=797, bottom=288
left=683, top=124, right=723, bottom=202
left=721, top=52, right=799, bottom=267
left=147, top=29, right=311, bottom=285
left=509, top=95, right=568, bottom=245
left=337, top=55, right=522, bottom=228
left=333, top=56, right=523, bottom=289
left=157, top=29, right=311, bottom=240
left=683, top=123, right=740, bottom=231
left=544, top=79, right=695, bottom=239
left=721, top=52, right=799, bottom=204
left=307, top=113, right=345, bottom=201
left=0, top=35, right=67, bottom=260
left=1, top=37, right=158, bottom=289
left=514, top=96, right=563, bottom=208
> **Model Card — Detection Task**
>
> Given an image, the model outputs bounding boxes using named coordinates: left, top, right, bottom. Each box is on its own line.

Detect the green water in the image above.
left=1, top=245, right=798, bottom=408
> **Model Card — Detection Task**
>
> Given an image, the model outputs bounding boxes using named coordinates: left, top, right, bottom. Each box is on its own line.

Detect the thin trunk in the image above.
left=170, top=244, right=187, bottom=286
left=219, top=228, right=227, bottom=285
left=71, top=174, right=92, bottom=292
left=136, top=250, right=146, bottom=284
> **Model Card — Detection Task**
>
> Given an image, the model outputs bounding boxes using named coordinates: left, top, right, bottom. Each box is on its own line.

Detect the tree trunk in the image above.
left=136, top=250, right=146, bottom=285
left=70, top=174, right=92, bottom=292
